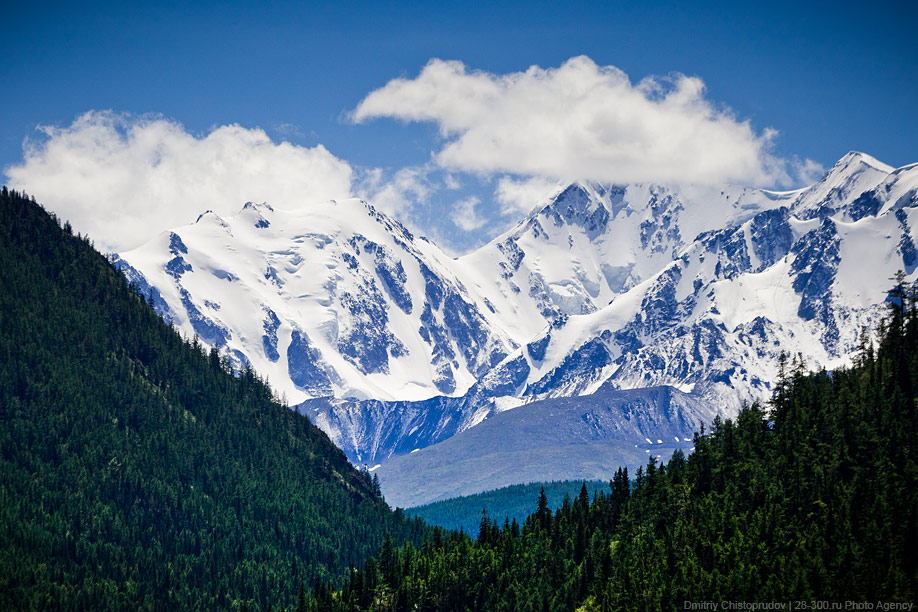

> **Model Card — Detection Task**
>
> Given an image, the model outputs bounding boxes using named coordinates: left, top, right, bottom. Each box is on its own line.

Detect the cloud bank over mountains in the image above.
left=354, top=56, right=816, bottom=188
left=5, top=57, right=822, bottom=253
left=6, top=111, right=354, bottom=252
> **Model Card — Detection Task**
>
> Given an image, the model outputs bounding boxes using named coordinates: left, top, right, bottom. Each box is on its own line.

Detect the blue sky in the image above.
left=2, top=0, right=916, bottom=252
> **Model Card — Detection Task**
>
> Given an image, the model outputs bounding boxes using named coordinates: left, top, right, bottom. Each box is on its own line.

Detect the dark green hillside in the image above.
left=407, top=480, right=607, bottom=537
left=0, top=188, right=425, bottom=611
left=304, top=280, right=918, bottom=610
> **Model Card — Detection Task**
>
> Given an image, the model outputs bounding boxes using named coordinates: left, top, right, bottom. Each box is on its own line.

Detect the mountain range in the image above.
left=114, top=151, right=918, bottom=504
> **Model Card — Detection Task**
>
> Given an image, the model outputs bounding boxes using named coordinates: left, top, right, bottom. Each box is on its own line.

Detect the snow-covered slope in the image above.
left=483, top=152, right=918, bottom=412
left=116, top=152, right=918, bottom=470
left=457, top=181, right=791, bottom=341
left=116, top=198, right=514, bottom=404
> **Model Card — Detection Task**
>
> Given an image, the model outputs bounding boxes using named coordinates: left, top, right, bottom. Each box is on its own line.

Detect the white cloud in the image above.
left=354, top=165, right=433, bottom=216
left=443, top=173, right=462, bottom=190
left=792, top=157, right=826, bottom=185
left=273, top=122, right=307, bottom=140
left=5, top=111, right=354, bottom=252
left=353, top=56, right=804, bottom=187
left=495, top=175, right=561, bottom=216
left=450, top=196, right=487, bottom=231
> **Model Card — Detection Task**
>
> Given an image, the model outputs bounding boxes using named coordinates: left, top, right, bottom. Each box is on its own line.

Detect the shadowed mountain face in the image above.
left=374, top=385, right=704, bottom=507
left=115, top=153, right=918, bottom=493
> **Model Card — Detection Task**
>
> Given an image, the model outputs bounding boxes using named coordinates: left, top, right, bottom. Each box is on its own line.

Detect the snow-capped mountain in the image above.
left=443, top=153, right=912, bottom=431
left=457, top=180, right=787, bottom=340
left=115, top=198, right=514, bottom=404
left=497, top=151, right=918, bottom=410
left=116, top=152, right=918, bottom=471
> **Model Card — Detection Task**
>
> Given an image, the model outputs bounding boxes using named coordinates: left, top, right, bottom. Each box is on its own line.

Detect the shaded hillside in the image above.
left=0, top=188, right=425, bottom=611
left=406, top=480, right=608, bottom=537
left=376, top=385, right=702, bottom=507
left=304, top=278, right=918, bottom=610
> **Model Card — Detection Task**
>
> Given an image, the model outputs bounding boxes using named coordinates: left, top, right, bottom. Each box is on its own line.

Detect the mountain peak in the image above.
left=239, top=201, right=274, bottom=228
left=241, top=201, right=274, bottom=213
left=194, top=209, right=228, bottom=226
left=788, top=151, right=897, bottom=220
left=535, top=182, right=611, bottom=238
left=835, top=151, right=894, bottom=174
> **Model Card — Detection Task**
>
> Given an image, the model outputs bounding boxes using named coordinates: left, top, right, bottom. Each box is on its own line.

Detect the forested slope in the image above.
left=303, top=279, right=918, bottom=610
left=0, top=188, right=425, bottom=611
left=406, top=480, right=608, bottom=537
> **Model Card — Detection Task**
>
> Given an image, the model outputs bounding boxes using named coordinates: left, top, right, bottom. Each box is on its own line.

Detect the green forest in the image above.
left=2, top=187, right=917, bottom=610
left=0, top=189, right=425, bottom=611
